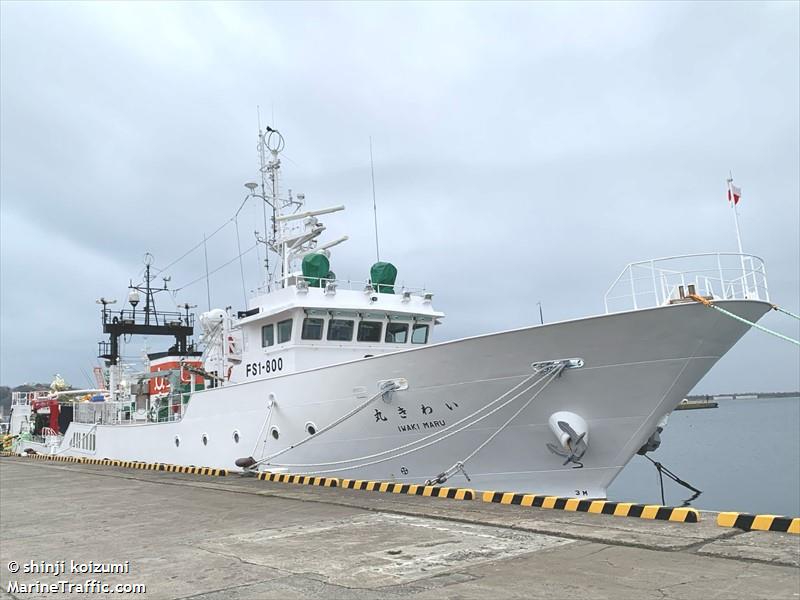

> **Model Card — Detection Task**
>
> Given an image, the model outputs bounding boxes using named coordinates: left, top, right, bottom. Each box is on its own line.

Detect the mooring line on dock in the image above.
left=481, top=491, right=700, bottom=523
left=717, top=512, right=800, bottom=534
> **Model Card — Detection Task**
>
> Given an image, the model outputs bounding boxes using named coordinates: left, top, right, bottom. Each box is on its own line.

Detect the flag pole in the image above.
left=727, top=173, right=744, bottom=255
left=727, top=173, right=748, bottom=297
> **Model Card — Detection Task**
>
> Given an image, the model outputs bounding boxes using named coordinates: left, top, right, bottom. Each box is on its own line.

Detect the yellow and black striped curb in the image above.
left=717, top=512, right=800, bottom=534
left=481, top=491, right=700, bottom=523
left=258, top=472, right=339, bottom=487
left=22, top=453, right=83, bottom=463
left=0, top=451, right=19, bottom=457
left=80, top=458, right=164, bottom=470
left=17, top=453, right=227, bottom=476
left=80, top=457, right=228, bottom=476
left=157, top=463, right=228, bottom=476
left=341, top=479, right=475, bottom=500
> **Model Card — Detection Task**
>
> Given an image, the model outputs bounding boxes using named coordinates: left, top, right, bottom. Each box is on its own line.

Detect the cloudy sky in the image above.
left=1, top=1, right=798, bottom=393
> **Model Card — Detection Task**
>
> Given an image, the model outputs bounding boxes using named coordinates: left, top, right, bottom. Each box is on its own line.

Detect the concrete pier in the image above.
left=1, top=458, right=798, bottom=599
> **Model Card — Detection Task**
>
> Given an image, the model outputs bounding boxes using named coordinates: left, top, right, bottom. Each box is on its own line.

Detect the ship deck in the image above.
left=1, top=457, right=797, bottom=599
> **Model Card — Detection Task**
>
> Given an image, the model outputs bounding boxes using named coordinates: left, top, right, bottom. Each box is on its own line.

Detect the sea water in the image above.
left=608, top=396, right=800, bottom=516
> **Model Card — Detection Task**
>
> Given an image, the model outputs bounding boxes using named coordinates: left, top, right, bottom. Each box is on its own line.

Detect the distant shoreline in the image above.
left=687, top=391, right=799, bottom=400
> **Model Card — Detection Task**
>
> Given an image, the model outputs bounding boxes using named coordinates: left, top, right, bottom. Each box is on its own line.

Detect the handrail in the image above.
left=604, top=252, right=769, bottom=314
left=623, top=251, right=766, bottom=268
left=255, top=274, right=431, bottom=297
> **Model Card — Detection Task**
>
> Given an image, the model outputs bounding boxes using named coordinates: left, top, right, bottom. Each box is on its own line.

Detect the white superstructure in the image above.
left=10, top=128, right=775, bottom=498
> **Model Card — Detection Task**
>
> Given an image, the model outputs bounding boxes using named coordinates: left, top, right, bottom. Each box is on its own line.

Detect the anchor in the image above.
left=546, top=421, right=588, bottom=469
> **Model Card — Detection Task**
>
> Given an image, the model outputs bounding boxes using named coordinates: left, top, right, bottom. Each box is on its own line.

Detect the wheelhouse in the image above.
left=222, top=282, right=444, bottom=383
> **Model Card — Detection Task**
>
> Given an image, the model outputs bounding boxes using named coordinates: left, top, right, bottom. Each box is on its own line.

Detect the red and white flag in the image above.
left=728, top=183, right=742, bottom=205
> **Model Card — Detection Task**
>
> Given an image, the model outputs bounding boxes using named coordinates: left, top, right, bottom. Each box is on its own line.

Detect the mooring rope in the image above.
left=264, top=362, right=576, bottom=475
left=301, top=369, right=559, bottom=476
left=249, top=382, right=399, bottom=469
left=265, top=369, right=549, bottom=471
left=772, top=304, right=800, bottom=322
left=427, top=361, right=566, bottom=485
left=642, top=454, right=702, bottom=507
left=688, top=294, right=799, bottom=346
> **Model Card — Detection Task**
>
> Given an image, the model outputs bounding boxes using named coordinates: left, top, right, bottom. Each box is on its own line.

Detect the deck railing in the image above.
left=73, top=393, right=188, bottom=425
left=604, top=253, right=769, bottom=314
left=255, top=274, right=431, bottom=297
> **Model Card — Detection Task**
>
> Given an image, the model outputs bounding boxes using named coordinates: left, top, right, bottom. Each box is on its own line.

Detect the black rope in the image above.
left=174, top=243, right=259, bottom=292
left=643, top=454, right=702, bottom=507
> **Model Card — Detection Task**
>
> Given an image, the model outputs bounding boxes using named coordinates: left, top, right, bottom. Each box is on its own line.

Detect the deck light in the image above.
left=325, top=282, right=337, bottom=295
left=423, top=292, right=434, bottom=303
left=402, top=291, right=411, bottom=303
left=296, top=278, right=309, bottom=293
left=128, top=290, right=140, bottom=309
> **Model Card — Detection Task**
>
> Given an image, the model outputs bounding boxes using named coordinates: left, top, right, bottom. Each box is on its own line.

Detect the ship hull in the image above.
left=34, top=300, right=770, bottom=498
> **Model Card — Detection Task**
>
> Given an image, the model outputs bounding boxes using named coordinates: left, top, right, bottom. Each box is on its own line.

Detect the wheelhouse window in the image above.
left=277, top=318, right=293, bottom=344
left=411, top=324, right=429, bottom=344
left=357, top=321, right=382, bottom=342
left=302, top=317, right=324, bottom=340
left=385, top=322, right=409, bottom=343
left=261, top=324, right=274, bottom=347
left=327, top=319, right=354, bottom=341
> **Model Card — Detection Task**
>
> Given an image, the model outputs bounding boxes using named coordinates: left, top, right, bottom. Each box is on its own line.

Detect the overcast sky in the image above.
left=1, top=1, right=798, bottom=393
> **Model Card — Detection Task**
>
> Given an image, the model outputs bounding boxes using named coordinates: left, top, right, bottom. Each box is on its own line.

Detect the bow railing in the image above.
left=604, top=253, right=769, bottom=314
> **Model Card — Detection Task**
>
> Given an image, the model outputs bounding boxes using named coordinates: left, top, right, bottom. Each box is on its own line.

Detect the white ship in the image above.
left=7, top=128, right=773, bottom=498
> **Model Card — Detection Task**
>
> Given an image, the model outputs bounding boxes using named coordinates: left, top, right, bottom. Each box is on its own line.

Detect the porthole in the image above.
left=233, top=430, right=240, bottom=444
left=270, top=427, right=280, bottom=440
left=201, top=433, right=208, bottom=446
left=305, top=422, right=317, bottom=436
left=174, top=435, right=180, bottom=448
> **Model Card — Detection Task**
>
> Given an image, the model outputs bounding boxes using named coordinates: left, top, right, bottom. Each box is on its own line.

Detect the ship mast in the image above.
left=254, top=126, right=295, bottom=290
left=247, top=126, right=347, bottom=292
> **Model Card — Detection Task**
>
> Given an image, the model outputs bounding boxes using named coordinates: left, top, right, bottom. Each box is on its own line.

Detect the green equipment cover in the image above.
left=370, top=262, right=398, bottom=294
left=302, top=253, right=331, bottom=287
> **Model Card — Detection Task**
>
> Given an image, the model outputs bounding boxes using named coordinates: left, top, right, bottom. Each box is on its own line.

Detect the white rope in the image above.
left=773, top=304, right=800, bottom=322
left=293, top=370, right=562, bottom=476
left=269, top=366, right=567, bottom=476
left=250, top=383, right=397, bottom=468
left=265, top=370, right=545, bottom=470
left=435, top=362, right=565, bottom=483
left=688, top=295, right=800, bottom=346
left=712, top=303, right=799, bottom=346
left=251, top=403, right=275, bottom=460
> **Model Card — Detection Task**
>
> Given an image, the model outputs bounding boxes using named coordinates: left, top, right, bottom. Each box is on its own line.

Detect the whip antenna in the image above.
left=370, top=136, right=381, bottom=262
left=202, top=233, right=211, bottom=311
